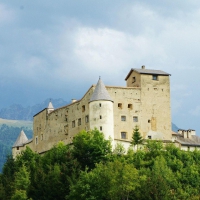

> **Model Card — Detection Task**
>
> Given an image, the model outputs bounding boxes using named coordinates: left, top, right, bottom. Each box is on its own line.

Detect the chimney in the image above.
left=141, top=65, right=145, bottom=69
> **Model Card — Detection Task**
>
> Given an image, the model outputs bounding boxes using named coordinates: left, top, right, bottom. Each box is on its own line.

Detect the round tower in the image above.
left=89, top=78, right=114, bottom=145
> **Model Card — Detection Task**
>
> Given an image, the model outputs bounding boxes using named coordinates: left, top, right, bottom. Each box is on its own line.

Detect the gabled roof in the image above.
left=125, top=68, right=171, bottom=80
left=175, top=135, right=200, bottom=147
left=90, top=78, right=113, bottom=102
left=13, top=130, right=28, bottom=147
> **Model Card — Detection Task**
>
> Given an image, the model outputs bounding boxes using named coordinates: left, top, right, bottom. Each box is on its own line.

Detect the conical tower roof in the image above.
left=48, top=100, right=54, bottom=109
left=90, top=78, right=113, bottom=102
left=13, top=130, right=28, bottom=147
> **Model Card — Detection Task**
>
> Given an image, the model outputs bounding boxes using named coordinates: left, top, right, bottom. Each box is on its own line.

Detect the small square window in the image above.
left=78, top=118, right=81, bottom=126
left=121, top=116, right=126, bottom=121
left=128, top=104, right=132, bottom=109
left=152, top=75, right=158, bottom=80
left=133, top=116, right=138, bottom=122
left=148, top=136, right=152, bottom=139
left=82, top=105, right=85, bottom=112
left=121, top=132, right=127, bottom=139
left=85, top=115, right=89, bottom=123
left=72, top=120, right=75, bottom=128
left=118, top=103, right=122, bottom=109
left=148, top=119, right=151, bottom=123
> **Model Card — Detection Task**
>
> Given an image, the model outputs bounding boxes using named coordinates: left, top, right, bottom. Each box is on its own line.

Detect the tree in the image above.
left=67, top=160, right=144, bottom=200
left=131, top=126, right=143, bottom=150
left=72, top=128, right=112, bottom=170
left=11, top=165, right=31, bottom=200
left=113, top=143, right=126, bottom=156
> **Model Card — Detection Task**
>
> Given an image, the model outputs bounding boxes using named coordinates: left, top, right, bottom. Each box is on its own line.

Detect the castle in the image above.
left=12, top=66, right=200, bottom=158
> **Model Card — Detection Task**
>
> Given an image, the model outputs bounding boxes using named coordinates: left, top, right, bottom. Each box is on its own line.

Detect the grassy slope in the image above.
left=0, top=118, right=33, bottom=129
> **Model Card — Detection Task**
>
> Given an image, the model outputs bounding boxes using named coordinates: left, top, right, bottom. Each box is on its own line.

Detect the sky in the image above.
left=0, top=0, right=200, bottom=133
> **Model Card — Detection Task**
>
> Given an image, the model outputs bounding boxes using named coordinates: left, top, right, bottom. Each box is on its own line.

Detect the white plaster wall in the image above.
left=89, top=100, right=114, bottom=143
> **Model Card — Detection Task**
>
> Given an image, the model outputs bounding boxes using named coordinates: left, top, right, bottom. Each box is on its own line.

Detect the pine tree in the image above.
left=131, top=126, right=143, bottom=150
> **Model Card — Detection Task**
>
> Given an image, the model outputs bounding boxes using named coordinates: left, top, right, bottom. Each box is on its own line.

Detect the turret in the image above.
left=47, top=100, right=54, bottom=114
left=89, top=78, right=114, bottom=145
left=12, top=130, right=28, bottom=158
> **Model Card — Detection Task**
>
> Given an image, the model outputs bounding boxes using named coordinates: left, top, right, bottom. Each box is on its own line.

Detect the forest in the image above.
left=0, top=128, right=200, bottom=200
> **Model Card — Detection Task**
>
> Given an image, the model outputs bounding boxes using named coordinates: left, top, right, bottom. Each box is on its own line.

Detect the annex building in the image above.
left=12, top=66, right=200, bottom=158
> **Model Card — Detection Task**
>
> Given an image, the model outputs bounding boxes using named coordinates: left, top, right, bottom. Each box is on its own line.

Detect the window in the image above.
left=35, top=137, right=38, bottom=145
left=121, top=132, right=127, bottom=139
left=148, top=119, right=151, bottom=123
left=152, top=75, right=158, bottom=80
left=99, top=103, right=101, bottom=107
left=133, top=116, right=138, bottom=122
left=41, top=134, right=43, bottom=141
left=148, top=136, right=152, bottom=139
left=85, top=115, right=89, bottom=123
left=100, top=126, right=102, bottom=131
left=128, top=104, right=132, bottom=109
left=121, top=116, right=126, bottom=121
left=78, top=118, right=81, bottom=126
left=132, top=77, right=136, bottom=83
left=17, top=147, right=19, bottom=150
left=82, top=105, right=85, bottom=112
left=72, top=120, right=75, bottom=128
left=118, top=103, right=122, bottom=109
left=100, top=115, right=102, bottom=119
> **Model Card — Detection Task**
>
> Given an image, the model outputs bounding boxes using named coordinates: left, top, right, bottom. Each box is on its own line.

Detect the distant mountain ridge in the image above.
left=0, top=98, right=69, bottom=121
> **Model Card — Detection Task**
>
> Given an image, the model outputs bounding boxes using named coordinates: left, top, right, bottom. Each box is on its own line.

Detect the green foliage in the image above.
left=2, top=129, right=200, bottom=199
left=67, top=160, right=143, bottom=200
left=11, top=165, right=30, bottom=200
left=11, top=190, right=28, bottom=200
left=72, top=128, right=112, bottom=170
left=131, top=126, right=143, bottom=148
left=0, top=124, right=33, bottom=172
left=113, top=143, right=126, bottom=156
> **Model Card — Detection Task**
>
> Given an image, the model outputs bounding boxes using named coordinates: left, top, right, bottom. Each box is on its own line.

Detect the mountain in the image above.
left=0, top=98, right=69, bottom=121
left=172, top=123, right=180, bottom=132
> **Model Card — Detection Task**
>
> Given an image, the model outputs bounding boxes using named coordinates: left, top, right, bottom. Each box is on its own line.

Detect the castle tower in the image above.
left=89, top=78, right=114, bottom=144
left=12, top=130, right=28, bottom=158
left=125, top=66, right=172, bottom=140
left=47, top=100, right=54, bottom=114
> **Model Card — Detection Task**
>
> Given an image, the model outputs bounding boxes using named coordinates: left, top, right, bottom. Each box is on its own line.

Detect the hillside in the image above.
left=0, top=120, right=33, bottom=172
